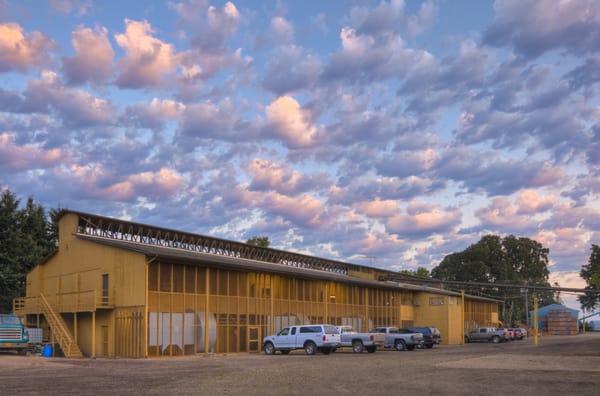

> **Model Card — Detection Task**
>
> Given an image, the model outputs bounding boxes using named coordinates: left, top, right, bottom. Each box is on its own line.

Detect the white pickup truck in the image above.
left=263, top=324, right=341, bottom=355
left=337, top=325, right=386, bottom=353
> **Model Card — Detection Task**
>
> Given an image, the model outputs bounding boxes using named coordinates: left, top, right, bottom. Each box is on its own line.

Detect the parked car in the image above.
left=263, top=324, right=341, bottom=355
left=336, top=325, right=385, bottom=353
left=370, top=327, right=424, bottom=351
left=0, top=314, right=29, bottom=355
left=497, top=327, right=513, bottom=341
left=409, top=327, right=441, bottom=348
left=517, top=327, right=527, bottom=338
left=509, top=328, right=525, bottom=340
left=464, top=327, right=506, bottom=343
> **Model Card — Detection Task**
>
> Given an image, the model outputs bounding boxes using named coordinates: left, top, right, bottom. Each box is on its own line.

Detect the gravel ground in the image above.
left=1, top=333, right=599, bottom=395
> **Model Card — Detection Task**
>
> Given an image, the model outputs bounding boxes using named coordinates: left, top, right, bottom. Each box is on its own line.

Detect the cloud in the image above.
left=386, top=202, right=461, bottom=238
left=0, top=23, right=53, bottom=72
left=114, top=19, right=177, bottom=88
left=484, top=0, right=600, bottom=58
left=322, top=25, right=435, bottom=83
left=516, top=189, right=555, bottom=214
left=262, top=191, right=326, bottom=228
left=22, top=70, right=114, bottom=128
left=104, top=168, right=185, bottom=201
left=50, top=0, right=91, bottom=15
left=177, top=1, right=241, bottom=52
left=62, top=26, right=114, bottom=84
left=123, top=98, right=185, bottom=130
left=262, top=45, right=321, bottom=95
left=471, top=196, right=539, bottom=234
left=270, top=16, right=294, bottom=45
left=246, top=158, right=328, bottom=195
left=356, top=199, right=399, bottom=218
left=0, top=132, right=63, bottom=171
left=349, top=0, right=437, bottom=38
left=265, top=96, right=318, bottom=148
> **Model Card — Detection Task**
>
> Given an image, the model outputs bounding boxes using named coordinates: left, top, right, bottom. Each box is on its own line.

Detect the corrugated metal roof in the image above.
left=76, top=233, right=502, bottom=303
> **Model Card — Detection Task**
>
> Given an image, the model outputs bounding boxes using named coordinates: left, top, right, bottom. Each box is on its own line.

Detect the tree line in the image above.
left=0, top=190, right=58, bottom=312
left=1, top=187, right=599, bottom=322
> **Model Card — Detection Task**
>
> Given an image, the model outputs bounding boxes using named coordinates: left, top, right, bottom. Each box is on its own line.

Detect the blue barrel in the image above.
left=42, top=344, right=53, bottom=358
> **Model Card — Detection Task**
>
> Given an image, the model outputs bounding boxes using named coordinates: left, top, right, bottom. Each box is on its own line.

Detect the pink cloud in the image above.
left=0, top=132, right=62, bottom=171
left=386, top=202, right=461, bottom=238
left=266, top=96, right=318, bottom=148
left=63, top=26, right=114, bottom=84
left=474, top=196, right=536, bottom=231
left=246, top=158, right=326, bottom=195
left=0, top=23, right=53, bottom=72
left=516, top=189, right=555, bottom=214
left=356, top=199, right=399, bottom=218
left=115, top=19, right=177, bottom=88
left=106, top=168, right=184, bottom=200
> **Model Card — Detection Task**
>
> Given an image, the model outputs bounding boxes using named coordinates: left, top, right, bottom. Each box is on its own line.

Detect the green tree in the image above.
left=431, top=234, right=556, bottom=325
left=246, top=236, right=270, bottom=248
left=578, top=244, right=600, bottom=312
left=399, top=266, right=430, bottom=278
left=0, top=189, right=57, bottom=313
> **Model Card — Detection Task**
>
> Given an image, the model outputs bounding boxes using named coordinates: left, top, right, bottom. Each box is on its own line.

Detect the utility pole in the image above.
left=523, top=285, right=529, bottom=327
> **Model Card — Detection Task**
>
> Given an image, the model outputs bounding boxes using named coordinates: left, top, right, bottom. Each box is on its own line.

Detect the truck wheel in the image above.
left=492, top=336, right=501, bottom=344
left=366, top=346, right=376, bottom=353
left=304, top=341, right=317, bottom=355
left=395, top=340, right=406, bottom=351
left=280, top=350, right=290, bottom=355
left=264, top=342, right=275, bottom=355
left=352, top=340, right=365, bottom=353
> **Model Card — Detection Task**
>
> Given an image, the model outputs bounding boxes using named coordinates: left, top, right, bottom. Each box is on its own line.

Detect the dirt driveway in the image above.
left=1, top=333, right=599, bottom=395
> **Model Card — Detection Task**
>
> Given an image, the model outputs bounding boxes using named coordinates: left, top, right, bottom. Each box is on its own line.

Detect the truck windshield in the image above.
left=0, top=315, right=21, bottom=325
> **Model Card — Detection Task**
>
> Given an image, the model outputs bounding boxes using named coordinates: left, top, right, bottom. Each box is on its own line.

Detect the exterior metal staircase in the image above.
left=39, top=293, right=83, bottom=358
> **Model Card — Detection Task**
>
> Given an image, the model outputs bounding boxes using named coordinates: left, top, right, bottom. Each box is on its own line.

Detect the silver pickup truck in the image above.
left=371, top=327, right=424, bottom=351
left=464, top=327, right=506, bottom=343
left=336, top=325, right=386, bottom=353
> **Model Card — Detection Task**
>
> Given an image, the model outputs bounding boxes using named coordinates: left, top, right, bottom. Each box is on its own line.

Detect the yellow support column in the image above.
left=144, top=261, right=149, bottom=358
left=74, top=313, right=78, bottom=343
left=270, top=276, right=274, bottom=334
left=364, top=288, right=369, bottom=332
left=204, top=267, right=210, bottom=355
left=533, top=296, right=539, bottom=346
left=92, top=311, right=96, bottom=358
left=324, top=282, right=328, bottom=322
left=461, top=290, right=465, bottom=345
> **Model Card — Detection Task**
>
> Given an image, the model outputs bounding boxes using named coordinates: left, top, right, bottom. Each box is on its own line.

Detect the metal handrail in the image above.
left=13, top=289, right=115, bottom=314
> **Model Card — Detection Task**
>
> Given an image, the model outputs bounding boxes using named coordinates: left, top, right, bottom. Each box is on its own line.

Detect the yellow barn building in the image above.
left=14, top=211, right=499, bottom=358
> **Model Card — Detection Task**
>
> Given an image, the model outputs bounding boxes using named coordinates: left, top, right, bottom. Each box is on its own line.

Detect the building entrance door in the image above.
left=248, top=326, right=261, bottom=353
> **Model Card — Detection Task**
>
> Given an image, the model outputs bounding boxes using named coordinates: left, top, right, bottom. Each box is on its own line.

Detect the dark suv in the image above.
left=409, top=327, right=441, bottom=348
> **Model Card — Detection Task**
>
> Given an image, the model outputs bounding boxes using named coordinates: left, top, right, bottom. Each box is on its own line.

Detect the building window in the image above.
left=429, top=297, right=444, bottom=306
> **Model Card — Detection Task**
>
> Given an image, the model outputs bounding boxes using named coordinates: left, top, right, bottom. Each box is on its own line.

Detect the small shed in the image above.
left=530, top=304, right=579, bottom=335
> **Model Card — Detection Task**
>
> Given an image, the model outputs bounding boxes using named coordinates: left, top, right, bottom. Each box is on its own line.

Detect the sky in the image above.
left=0, top=0, right=599, bottom=310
